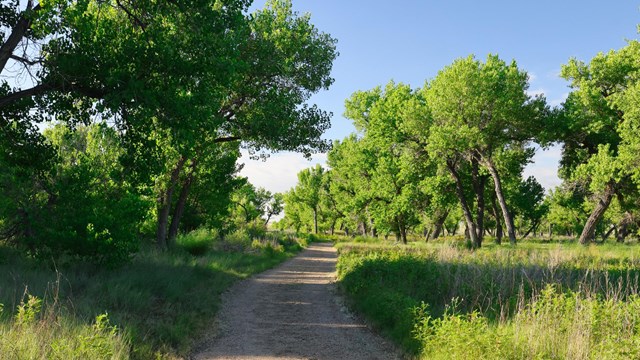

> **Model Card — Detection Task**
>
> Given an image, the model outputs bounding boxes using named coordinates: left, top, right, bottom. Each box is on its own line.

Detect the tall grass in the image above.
left=0, top=229, right=306, bottom=359
left=336, top=237, right=640, bottom=358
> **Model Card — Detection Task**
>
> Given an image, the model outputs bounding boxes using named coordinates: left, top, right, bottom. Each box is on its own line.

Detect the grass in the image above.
left=335, top=235, right=640, bottom=359
left=0, top=230, right=307, bottom=359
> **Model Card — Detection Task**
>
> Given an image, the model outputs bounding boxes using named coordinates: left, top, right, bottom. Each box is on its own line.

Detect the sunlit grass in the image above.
left=335, top=236, right=640, bottom=358
left=0, top=230, right=306, bottom=359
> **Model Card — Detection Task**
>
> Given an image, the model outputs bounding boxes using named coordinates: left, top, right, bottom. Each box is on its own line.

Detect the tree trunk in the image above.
left=491, top=196, right=503, bottom=245
left=522, top=220, right=539, bottom=239
left=156, top=156, right=186, bottom=249
left=0, top=1, right=40, bottom=73
left=485, top=157, right=516, bottom=245
left=168, top=158, right=198, bottom=244
left=313, top=207, right=318, bottom=234
left=471, top=157, right=486, bottom=243
left=615, top=212, right=632, bottom=243
left=601, top=225, right=616, bottom=242
left=446, top=160, right=479, bottom=247
left=431, top=209, right=449, bottom=240
left=579, top=181, right=616, bottom=244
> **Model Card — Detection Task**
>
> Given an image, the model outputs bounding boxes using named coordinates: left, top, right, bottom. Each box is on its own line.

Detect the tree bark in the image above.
left=0, top=1, right=40, bottom=73
left=397, top=217, right=407, bottom=244
left=484, top=157, right=516, bottom=244
left=157, top=156, right=186, bottom=249
left=471, top=157, right=486, bottom=242
left=491, top=195, right=503, bottom=245
left=430, top=209, right=449, bottom=240
left=168, top=158, right=198, bottom=244
left=600, top=225, right=616, bottom=242
left=424, top=228, right=432, bottom=242
left=579, top=181, right=616, bottom=244
left=313, top=207, right=318, bottom=234
left=522, top=221, right=539, bottom=239
left=446, top=160, right=479, bottom=247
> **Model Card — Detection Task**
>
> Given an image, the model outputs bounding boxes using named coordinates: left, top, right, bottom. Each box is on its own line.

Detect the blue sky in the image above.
left=241, top=1, right=640, bottom=194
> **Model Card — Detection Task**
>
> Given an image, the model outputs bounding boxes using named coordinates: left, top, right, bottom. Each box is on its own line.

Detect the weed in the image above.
left=336, top=238, right=640, bottom=359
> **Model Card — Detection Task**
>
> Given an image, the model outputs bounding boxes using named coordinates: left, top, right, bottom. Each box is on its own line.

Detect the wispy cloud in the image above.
left=550, top=92, right=569, bottom=108
left=526, top=88, right=546, bottom=97
left=523, top=144, right=562, bottom=191
left=239, top=151, right=328, bottom=194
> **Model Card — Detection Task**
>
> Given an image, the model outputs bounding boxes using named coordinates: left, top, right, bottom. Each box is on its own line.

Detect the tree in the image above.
left=326, top=135, right=376, bottom=236
left=149, top=0, right=337, bottom=247
left=289, top=164, right=324, bottom=234
left=264, top=193, right=284, bottom=226
left=0, top=122, right=147, bottom=265
left=558, top=41, right=640, bottom=243
left=2, top=1, right=338, bottom=250
left=344, top=82, right=429, bottom=243
left=424, top=55, right=547, bottom=247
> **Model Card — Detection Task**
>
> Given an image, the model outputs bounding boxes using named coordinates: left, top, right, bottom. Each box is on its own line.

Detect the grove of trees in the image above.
left=0, top=0, right=337, bottom=264
left=283, top=38, right=640, bottom=247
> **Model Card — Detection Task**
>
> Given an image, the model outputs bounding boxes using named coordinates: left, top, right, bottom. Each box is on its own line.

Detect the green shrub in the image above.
left=176, top=228, right=218, bottom=256
left=336, top=240, right=640, bottom=358
left=222, top=229, right=251, bottom=251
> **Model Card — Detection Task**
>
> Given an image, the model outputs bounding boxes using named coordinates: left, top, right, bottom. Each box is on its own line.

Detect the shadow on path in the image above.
left=192, top=243, right=399, bottom=360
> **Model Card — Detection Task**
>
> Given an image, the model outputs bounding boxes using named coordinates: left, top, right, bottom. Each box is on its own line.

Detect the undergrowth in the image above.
left=0, top=229, right=306, bottom=359
left=336, top=237, right=640, bottom=358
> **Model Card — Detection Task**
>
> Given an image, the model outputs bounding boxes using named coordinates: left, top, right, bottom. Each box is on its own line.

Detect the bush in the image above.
left=222, top=229, right=251, bottom=251
left=176, top=228, right=219, bottom=256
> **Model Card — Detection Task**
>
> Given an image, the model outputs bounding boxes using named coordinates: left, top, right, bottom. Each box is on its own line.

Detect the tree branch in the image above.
left=0, top=1, right=41, bottom=73
left=9, top=54, right=41, bottom=66
left=214, top=136, right=241, bottom=143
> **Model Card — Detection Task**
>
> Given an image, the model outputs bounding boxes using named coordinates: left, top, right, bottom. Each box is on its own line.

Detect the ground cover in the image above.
left=335, top=236, right=640, bottom=359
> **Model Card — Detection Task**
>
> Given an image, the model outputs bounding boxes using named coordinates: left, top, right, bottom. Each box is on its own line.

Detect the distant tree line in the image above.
left=282, top=37, right=640, bottom=246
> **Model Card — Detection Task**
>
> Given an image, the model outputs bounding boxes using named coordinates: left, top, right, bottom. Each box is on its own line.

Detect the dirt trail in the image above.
left=192, top=242, right=400, bottom=360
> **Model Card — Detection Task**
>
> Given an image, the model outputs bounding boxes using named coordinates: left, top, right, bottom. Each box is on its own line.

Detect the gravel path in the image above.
left=191, top=242, right=400, bottom=360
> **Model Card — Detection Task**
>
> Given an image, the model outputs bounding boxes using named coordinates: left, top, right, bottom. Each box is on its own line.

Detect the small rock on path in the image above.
left=191, top=242, right=400, bottom=360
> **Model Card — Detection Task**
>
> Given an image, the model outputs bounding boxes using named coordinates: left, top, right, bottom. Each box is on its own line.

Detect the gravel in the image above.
left=191, top=242, right=400, bottom=360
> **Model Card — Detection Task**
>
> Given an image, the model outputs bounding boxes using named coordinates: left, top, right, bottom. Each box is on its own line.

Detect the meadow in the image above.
left=0, top=230, right=307, bottom=359
left=335, top=236, right=640, bottom=359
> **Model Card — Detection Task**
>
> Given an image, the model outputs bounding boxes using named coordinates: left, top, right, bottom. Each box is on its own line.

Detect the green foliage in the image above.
left=1, top=294, right=129, bottom=359
left=336, top=239, right=640, bottom=358
left=175, top=228, right=219, bottom=256
left=414, top=305, right=506, bottom=360
left=286, top=164, right=325, bottom=233
left=0, top=235, right=305, bottom=358
left=0, top=123, right=147, bottom=266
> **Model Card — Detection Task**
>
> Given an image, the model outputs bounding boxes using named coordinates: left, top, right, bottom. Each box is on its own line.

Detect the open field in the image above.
left=335, top=236, right=640, bottom=359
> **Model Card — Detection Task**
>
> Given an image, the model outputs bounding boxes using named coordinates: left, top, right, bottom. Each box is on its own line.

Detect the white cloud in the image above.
left=550, top=92, right=569, bottom=108
left=528, top=72, right=538, bottom=83
left=526, top=88, right=546, bottom=97
left=238, top=151, right=328, bottom=194
left=547, top=69, right=562, bottom=79
left=523, top=144, right=563, bottom=191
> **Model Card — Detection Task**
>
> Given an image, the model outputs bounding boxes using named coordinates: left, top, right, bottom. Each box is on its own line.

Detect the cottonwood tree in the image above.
left=288, top=164, right=324, bottom=234
left=2, top=0, right=338, bottom=249
left=324, top=137, right=368, bottom=236
left=424, top=55, right=547, bottom=247
left=344, top=82, right=429, bottom=243
left=558, top=41, right=640, bottom=243
left=150, top=0, right=337, bottom=247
